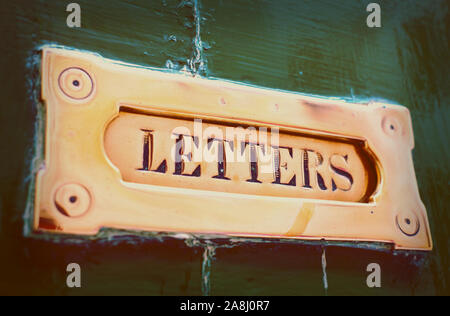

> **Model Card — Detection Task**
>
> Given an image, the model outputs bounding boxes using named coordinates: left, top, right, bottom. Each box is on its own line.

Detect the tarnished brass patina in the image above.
left=35, top=47, right=432, bottom=250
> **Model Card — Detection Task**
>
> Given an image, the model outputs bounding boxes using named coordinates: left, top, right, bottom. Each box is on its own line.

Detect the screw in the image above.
left=54, top=183, right=91, bottom=217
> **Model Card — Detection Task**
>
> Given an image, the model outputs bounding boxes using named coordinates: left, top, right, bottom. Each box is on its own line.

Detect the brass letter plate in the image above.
left=35, top=47, right=432, bottom=250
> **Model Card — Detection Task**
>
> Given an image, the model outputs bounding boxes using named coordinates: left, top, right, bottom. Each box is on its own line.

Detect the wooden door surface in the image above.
left=0, top=0, right=448, bottom=295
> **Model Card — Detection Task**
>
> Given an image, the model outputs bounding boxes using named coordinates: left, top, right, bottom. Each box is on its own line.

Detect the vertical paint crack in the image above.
left=321, top=245, right=329, bottom=295
left=188, top=0, right=207, bottom=76
left=201, top=244, right=216, bottom=296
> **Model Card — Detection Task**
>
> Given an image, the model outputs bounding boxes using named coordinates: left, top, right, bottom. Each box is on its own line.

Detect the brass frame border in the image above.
left=34, top=47, right=432, bottom=251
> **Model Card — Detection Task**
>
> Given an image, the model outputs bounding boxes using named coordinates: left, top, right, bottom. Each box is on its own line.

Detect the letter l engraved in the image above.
left=138, top=129, right=153, bottom=171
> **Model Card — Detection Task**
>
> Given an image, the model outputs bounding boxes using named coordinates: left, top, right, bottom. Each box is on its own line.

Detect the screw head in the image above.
left=58, top=67, right=94, bottom=100
left=382, top=116, right=401, bottom=136
left=396, top=210, right=420, bottom=237
left=54, top=183, right=91, bottom=218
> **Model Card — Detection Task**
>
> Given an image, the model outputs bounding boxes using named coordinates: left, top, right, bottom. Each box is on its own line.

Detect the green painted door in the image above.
left=0, top=0, right=448, bottom=295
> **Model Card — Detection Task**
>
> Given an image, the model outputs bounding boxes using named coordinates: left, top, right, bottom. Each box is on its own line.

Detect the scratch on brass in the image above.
left=286, top=203, right=314, bottom=236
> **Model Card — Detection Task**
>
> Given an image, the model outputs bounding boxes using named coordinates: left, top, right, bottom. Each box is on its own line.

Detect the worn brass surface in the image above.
left=35, top=47, right=432, bottom=250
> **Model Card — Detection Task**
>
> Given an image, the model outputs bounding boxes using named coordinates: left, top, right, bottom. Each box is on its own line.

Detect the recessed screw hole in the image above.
left=69, top=196, right=77, bottom=203
left=72, top=80, right=80, bottom=87
left=390, top=124, right=395, bottom=130
left=405, top=218, right=411, bottom=225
